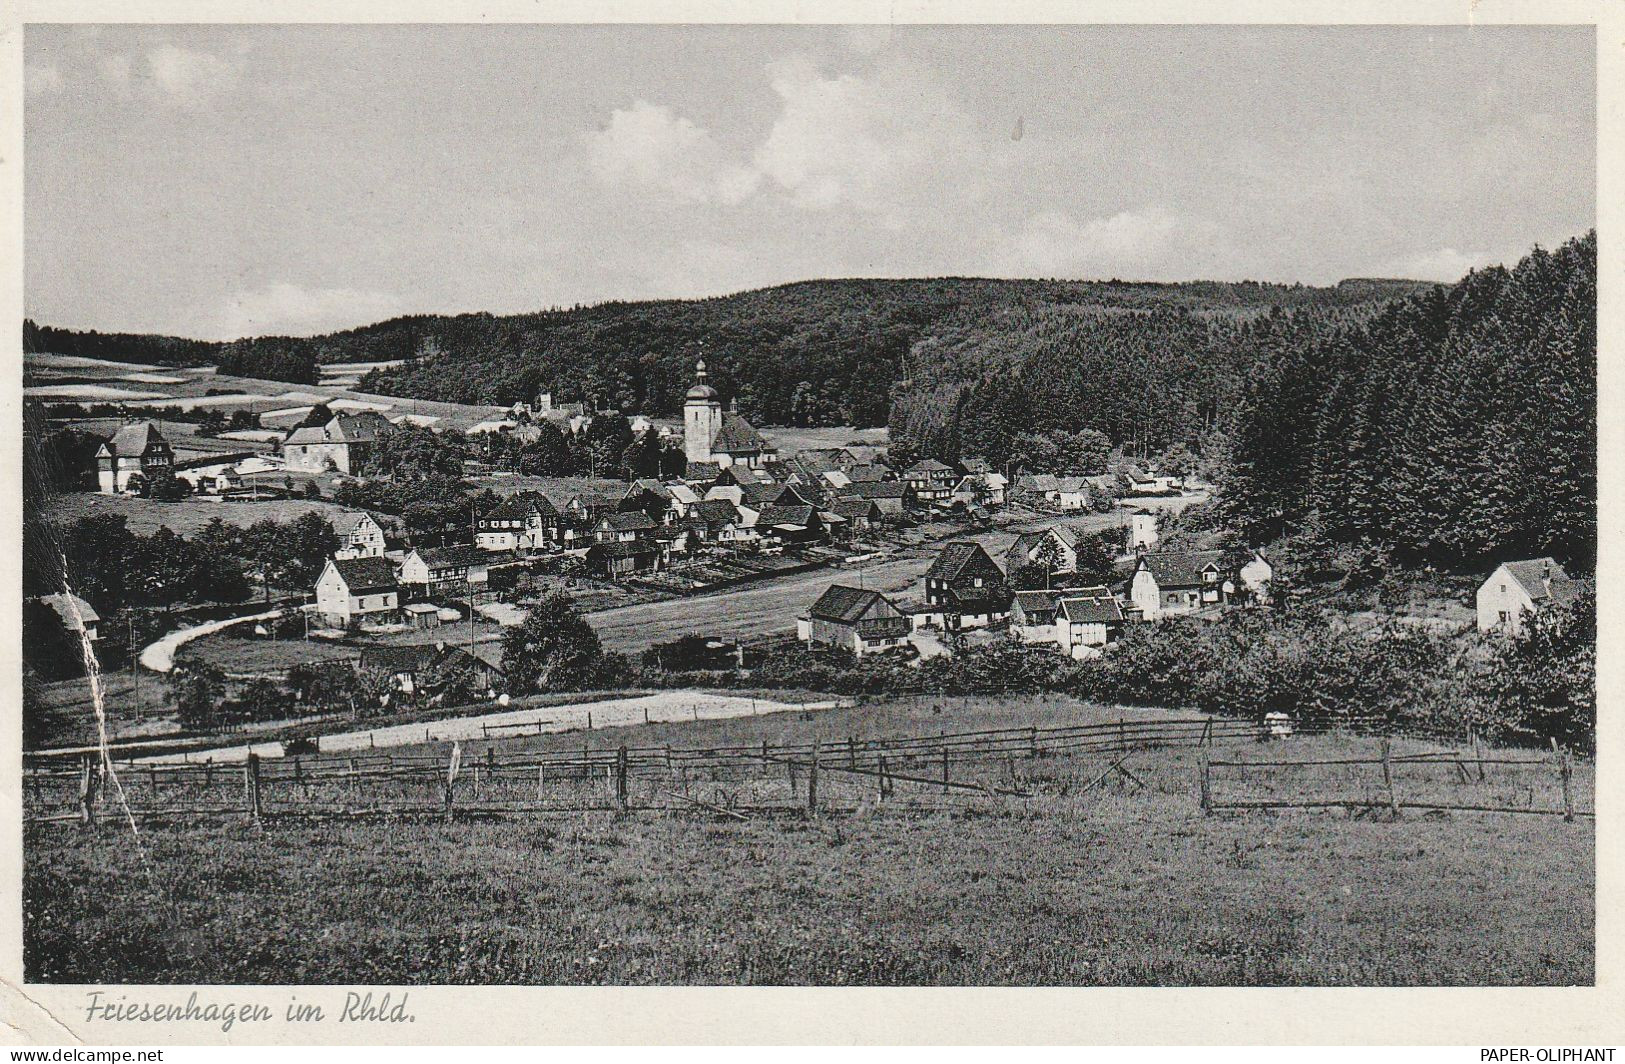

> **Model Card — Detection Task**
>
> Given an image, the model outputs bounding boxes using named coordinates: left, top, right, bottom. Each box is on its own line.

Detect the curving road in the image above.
left=139, top=608, right=286, bottom=673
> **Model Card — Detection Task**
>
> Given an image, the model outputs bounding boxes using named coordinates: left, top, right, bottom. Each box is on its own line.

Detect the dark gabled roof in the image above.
left=588, top=540, right=657, bottom=559
left=330, top=556, right=398, bottom=592
left=1139, top=550, right=1229, bottom=589
left=757, top=504, right=816, bottom=528
left=599, top=511, right=657, bottom=532
left=358, top=644, right=436, bottom=672
left=710, top=413, right=771, bottom=455
left=845, top=464, right=887, bottom=483
left=38, top=592, right=100, bottom=630
left=945, top=584, right=1012, bottom=611
left=831, top=497, right=880, bottom=519
left=626, top=479, right=673, bottom=500
left=844, top=480, right=906, bottom=500
left=794, top=449, right=851, bottom=474
left=683, top=461, right=722, bottom=483
left=927, top=541, right=998, bottom=582
left=960, top=457, right=991, bottom=475
left=906, top=459, right=953, bottom=474
left=695, top=498, right=741, bottom=525
left=330, top=412, right=389, bottom=443
left=330, top=511, right=381, bottom=536
left=1501, top=558, right=1579, bottom=606
left=809, top=584, right=894, bottom=624
left=1013, top=589, right=1060, bottom=615
left=1057, top=587, right=1125, bottom=624
left=417, top=545, right=486, bottom=570
left=103, top=421, right=169, bottom=457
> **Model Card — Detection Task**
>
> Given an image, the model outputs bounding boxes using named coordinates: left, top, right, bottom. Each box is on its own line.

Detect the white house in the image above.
left=331, top=511, right=387, bottom=559
left=95, top=421, right=174, bottom=494
left=1477, top=558, right=1579, bottom=636
left=1054, top=588, right=1126, bottom=658
left=314, top=557, right=400, bottom=629
left=1129, top=511, right=1158, bottom=552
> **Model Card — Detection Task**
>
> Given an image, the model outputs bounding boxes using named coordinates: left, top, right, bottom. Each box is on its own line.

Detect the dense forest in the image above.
left=1220, top=232, right=1595, bottom=571
left=26, top=276, right=1425, bottom=429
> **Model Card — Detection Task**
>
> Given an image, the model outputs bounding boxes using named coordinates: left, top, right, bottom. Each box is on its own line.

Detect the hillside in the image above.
left=25, top=276, right=1429, bottom=435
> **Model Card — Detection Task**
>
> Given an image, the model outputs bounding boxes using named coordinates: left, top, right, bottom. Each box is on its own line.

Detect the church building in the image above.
left=683, top=360, right=775, bottom=470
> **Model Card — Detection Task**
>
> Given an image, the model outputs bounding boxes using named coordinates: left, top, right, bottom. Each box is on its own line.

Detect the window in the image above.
left=1499, top=611, right=1510, bottom=624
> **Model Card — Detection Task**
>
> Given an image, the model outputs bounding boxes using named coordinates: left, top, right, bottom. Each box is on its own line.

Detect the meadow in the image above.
left=24, top=696, right=1594, bottom=986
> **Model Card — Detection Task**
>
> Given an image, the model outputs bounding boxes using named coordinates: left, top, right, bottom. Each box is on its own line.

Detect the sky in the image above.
left=24, top=24, right=1595, bottom=341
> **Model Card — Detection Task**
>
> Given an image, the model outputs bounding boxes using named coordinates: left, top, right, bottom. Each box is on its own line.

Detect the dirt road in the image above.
left=585, top=512, right=1124, bottom=652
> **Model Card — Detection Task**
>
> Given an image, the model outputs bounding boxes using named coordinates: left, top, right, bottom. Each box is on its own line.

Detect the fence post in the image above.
left=941, top=747, right=951, bottom=792
left=1380, top=737, right=1400, bottom=817
left=848, top=736, right=857, bottom=770
left=244, top=753, right=262, bottom=821
left=807, top=741, right=820, bottom=817
left=348, top=757, right=357, bottom=797
left=878, top=755, right=888, bottom=801
left=1199, top=754, right=1211, bottom=815
left=78, top=754, right=96, bottom=827
left=1553, top=740, right=1574, bottom=822
left=1118, top=716, right=1127, bottom=753
left=1029, top=726, right=1039, bottom=759
left=1201, top=720, right=1213, bottom=748
left=1471, top=728, right=1486, bottom=781
left=537, top=763, right=546, bottom=802
left=616, top=745, right=629, bottom=811
left=444, top=742, right=464, bottom=821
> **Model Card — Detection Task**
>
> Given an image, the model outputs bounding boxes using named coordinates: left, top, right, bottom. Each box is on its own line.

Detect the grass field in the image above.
left=44, top=492, right=354, bottom=536
left=23, top=695, right=1594, bottom=986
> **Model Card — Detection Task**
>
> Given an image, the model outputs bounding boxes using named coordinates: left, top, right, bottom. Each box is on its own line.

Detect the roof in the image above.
left=329, top=556, right=398, bottom=593
left=402, top=602, right=440, bottom=614
left=416, top=546, right=486, bottom=570
left=1139, top=550, right=1230, bottom=589
left=844, top=481, right=906, bottom=500
left=1057, top=587, right=1125, bottom=624
left=329, top=511, right=380, bottom=536
left=809, top=585, right=895, bottom=624
left=831, top=497, right=880, bottom=519
left=588, top=540, right=657, bottom=559
left=103, top=421, right=168, bottom=457
left=600, top=511, right=657, bottom=532
left=358, top=645, right=436, bottom=672
left=928, top=541, right=997, bottom=582
left=684, top=461, right=722, bottom=483
left=627, top=479, right=674, bottom=500
left=907, top=459, right=953, bottom=474
left=757, top=504, right=815, bottom=528
left=490, top=491, right=559, bottom=520
left=846, top=464, right=887, bottom=483
left=1013, top=590, right=1060, bottom=615
left=38, top=592, right=100, bottom=631
left=961, top=458, right=991, bottom=474
left=667, top=483, right=701, bottom=505
left=1500, top=558, right=1579, bottom=606
left=710, top=413, right=770, bottom=455
left=695, top=499, right=741, bottom=524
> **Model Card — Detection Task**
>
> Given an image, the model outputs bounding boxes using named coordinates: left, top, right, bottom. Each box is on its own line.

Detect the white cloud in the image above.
left=145, top=44, right=240, bottom=108
left=751, top=55, right=984, bottom=222
left=26, top=63, right=64, bottom=95
left=210, top=283, right=404, bottom=340
left=1379, top=246, right=1514, bottom=282
left=1003, top=208, right=1190, bottom=276
left=583, top=99, right=759, bottom=206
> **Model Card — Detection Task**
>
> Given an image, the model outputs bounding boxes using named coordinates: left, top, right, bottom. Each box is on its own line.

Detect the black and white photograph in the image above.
left=14, top=13, right=1600, bottom=1010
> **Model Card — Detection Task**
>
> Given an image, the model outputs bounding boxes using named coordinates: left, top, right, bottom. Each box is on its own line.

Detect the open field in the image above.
left=43, top=492, right=355, bottom=535
left=23, top=706, right=1593, bottom=985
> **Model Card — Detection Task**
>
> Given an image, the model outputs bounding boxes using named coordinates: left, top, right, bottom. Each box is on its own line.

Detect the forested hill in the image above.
left=25, top=275, right=1427, bottom=427
left=1221, top=231, right=1595, bottom=571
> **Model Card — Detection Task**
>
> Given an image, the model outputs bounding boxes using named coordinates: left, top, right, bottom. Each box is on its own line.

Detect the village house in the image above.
left=755, top=503, right=824, bottom=544
left=1010, top=589, right=1062, bottom=644
left=331, top=511, right=387, bottom=559
left=951, top=470, right=1008, bottom=509
left=594, top=511, right=658, bottom=544
left=358, top=642, right=504, bottom=699
left=95, top=421, right=175, bottom=494
left=314, top=556, right=401, bottom=629
left=1127, top=510, right=1159, bottom=552
left=1129, top=550, right=1244, bottom=619
left=398, top=546, right=489, bottom=598
left=838, top=479, right=909, bottom=518
left=475, top=492, right=559, bottom=552
left=37, top=592, right=101, bottom=642
left=682, top=360, right=778, bottom=469
left=281, top=412, right=389, bottom=475
left=830, top=496, right=882, bottom=536
left=903, top=459, right=958, bottom=505
left=922, top=541, right=1012, bottom=631
left=1006, top=525, right=1084, bottom=580
left=586, top=538, right=661, bottom=578
left=1476, top=557, right=1580, bottom=636
left=1054, top=587, right=1127, bottom=657
left=799, top=585, right=911, bottom=656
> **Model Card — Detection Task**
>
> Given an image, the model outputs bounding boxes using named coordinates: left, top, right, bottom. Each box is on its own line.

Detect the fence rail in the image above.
left=25, top=712, right=1591, bottom=828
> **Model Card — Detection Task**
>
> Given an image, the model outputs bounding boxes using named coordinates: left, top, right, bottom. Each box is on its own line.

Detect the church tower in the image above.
left=683, top=359, right=724, bottom=465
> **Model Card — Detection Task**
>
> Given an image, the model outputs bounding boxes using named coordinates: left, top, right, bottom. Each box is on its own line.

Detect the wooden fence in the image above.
left=1200, top=737, right=1592, bottom=820
left=25, top=714, right=1591, bottom=827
